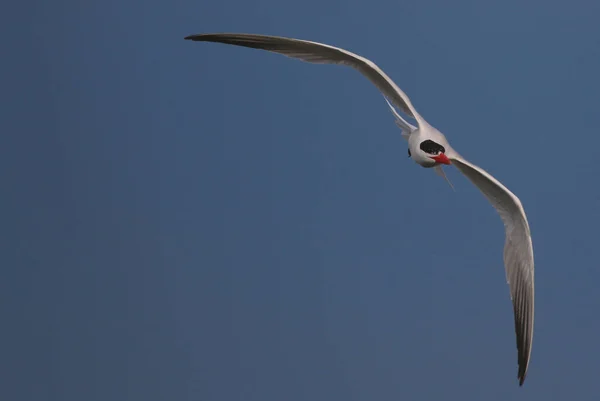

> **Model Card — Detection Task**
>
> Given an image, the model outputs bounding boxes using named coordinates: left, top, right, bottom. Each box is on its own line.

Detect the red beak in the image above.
left=431, top=153, right=451, bottom=165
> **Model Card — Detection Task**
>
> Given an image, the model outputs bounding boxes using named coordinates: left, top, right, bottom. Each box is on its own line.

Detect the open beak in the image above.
left=431, top=153, right=451, bottom=165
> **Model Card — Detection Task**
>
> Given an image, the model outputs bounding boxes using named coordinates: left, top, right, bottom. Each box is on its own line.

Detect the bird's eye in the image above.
left=419, top=140, right=445, bottom=155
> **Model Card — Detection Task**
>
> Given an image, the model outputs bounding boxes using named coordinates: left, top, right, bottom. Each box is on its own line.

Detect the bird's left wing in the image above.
left=449, top=154, right=535, bottom=386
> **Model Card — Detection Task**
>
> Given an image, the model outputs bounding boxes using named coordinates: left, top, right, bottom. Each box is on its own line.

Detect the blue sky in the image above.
left=3, top=0, right=600, bottom=399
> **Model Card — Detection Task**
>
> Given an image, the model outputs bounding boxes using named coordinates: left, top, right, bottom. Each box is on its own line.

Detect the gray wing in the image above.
left=185, top=33, right=423, bottom=124
left=450, top=154, right=534, bottom=386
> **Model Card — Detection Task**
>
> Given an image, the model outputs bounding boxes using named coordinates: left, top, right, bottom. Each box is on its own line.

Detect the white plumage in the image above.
left=185, top=32, right=535, bottom=386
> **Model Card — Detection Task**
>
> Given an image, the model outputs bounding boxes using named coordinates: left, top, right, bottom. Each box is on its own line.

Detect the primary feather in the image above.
left=186, top=32, right=535, bottom=385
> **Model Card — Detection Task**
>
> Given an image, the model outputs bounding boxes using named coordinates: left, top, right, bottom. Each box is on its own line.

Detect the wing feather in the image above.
left=185, top=33, right=423, bottom=124
left=185, top=32, right=535, bottom=385
left=450, top=155, right=534, bottom=386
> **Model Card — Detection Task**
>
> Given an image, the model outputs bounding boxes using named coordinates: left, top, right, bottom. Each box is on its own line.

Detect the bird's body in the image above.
left=185, top=32, right=535, bottom=386
left=409, top=124, right=452, bottom=167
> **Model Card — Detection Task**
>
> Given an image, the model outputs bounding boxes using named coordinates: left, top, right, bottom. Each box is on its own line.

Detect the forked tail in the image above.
left=434, top=165, right=455, bottom=191
left=383, top=97, right=417, bottom=140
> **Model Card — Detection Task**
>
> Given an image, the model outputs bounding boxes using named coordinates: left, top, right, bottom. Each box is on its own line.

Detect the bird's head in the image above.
left=411, top=139, right=451, bottom=167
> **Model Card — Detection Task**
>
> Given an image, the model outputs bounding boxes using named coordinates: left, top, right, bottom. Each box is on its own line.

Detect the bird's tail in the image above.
left=383, top=97, right=417, bottom=140
left=434, top=165, right=455, bottom=191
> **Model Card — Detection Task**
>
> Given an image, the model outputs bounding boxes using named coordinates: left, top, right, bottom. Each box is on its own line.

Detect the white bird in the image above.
left=185, top=32, right=535, bottom=386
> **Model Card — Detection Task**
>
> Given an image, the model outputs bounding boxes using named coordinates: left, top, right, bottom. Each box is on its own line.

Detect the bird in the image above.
left=184, top=32, right=535, bottom=386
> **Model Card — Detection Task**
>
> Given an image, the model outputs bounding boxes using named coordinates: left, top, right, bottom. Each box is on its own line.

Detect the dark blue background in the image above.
left=3, top=0, right=599, bottom=399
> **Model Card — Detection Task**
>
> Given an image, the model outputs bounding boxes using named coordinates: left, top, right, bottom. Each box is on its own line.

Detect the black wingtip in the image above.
left=185, top=34, right=207, bottom=41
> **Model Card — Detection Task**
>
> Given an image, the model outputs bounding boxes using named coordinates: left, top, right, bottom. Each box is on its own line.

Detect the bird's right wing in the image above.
left=449, top=154, right=534, bottom=386
left=185, top=33, right=424, bottom=125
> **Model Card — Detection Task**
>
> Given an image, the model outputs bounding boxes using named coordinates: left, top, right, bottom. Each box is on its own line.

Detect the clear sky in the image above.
left=3, top=0, right=600, bottom=400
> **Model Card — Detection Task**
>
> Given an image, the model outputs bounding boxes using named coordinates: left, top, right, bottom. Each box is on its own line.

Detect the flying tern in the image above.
left=185, top=32, right=535, bottom=386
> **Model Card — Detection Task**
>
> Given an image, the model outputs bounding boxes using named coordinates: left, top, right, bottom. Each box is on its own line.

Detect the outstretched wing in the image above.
left=450, top=154, right=535, bottom=386
left=185, top=33, right=423, bottom=125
